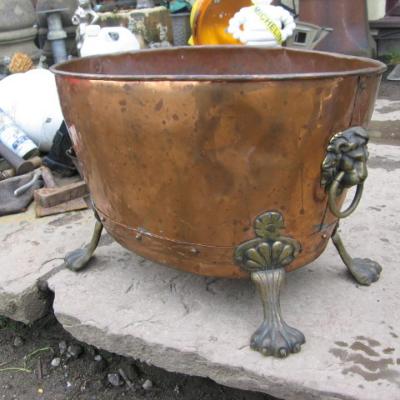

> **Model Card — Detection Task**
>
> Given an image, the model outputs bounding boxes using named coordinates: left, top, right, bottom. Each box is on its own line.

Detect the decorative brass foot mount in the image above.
left=234, top=211, right=305, bottom=358
left=64, top=212, right=104, bottom=272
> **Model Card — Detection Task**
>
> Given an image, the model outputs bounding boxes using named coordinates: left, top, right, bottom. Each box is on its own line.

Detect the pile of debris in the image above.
left=0, top=69, right=88, bottom=218
left=0, top=0, right=193, bottom=219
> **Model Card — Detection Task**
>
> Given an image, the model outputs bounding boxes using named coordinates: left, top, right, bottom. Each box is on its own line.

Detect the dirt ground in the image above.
left=0, top=313, right=278, bottom=400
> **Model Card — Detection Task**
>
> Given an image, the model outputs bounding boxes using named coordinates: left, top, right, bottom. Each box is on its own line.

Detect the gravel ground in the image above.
left=0, top=313, right=278, bottom=400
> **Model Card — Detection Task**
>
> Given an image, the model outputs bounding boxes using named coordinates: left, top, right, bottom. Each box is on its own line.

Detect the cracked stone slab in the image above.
left=46, top=143, right=400, bottom=400
left=0, top=207, right=95, bottom=323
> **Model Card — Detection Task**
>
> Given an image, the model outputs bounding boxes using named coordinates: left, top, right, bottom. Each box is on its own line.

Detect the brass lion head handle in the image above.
left=321, top=127, right=369, bottom=219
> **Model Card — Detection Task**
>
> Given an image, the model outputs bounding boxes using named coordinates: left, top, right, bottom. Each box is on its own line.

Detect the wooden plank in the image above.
left=35, top=197, right=88, bottom=217
left=34, top=181, right=89, bottom=208
left=40, top=166, right=57, bottom=188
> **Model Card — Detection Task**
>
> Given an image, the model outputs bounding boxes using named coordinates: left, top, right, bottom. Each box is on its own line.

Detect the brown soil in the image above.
left=0, top=313, right=278, bottom=400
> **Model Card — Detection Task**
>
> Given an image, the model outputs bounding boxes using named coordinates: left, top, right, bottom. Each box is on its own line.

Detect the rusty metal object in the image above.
left=299, top=0, right=374, bottom=57
left=0, top=142, right=36, bottom=175
left=51, top=46, right=384, bottom=279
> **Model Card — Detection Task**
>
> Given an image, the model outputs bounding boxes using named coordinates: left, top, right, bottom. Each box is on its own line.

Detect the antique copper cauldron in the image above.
left=51, top=47, right=385, bottom=358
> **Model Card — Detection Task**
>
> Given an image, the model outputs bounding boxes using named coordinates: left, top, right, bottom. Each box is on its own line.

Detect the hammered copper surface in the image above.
left=52, top=47, right=384, bottom=278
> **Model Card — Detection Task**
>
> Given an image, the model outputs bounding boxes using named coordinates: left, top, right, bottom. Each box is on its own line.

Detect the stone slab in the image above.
left=369, top=99, right=400, bottom=141
left=44, top=143, right=400, bottom=400
left=0, top=207, right=95, bottom=323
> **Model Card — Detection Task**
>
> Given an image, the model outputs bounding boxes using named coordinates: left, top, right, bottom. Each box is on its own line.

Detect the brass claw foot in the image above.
left=250, top=270, right=305, bottom=357
left=65, top=220, right=103, bottom=272
left=348, top=258, right=382, bottom=285
left=331, top=228, right=382, bottom=286
left=235, top=211, right=305, bottom=358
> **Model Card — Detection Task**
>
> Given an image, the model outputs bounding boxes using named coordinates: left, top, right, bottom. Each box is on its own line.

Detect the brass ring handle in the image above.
left=328, top=171, right=364, bottom=219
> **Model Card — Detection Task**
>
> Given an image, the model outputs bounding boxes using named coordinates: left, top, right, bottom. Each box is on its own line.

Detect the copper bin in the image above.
left=52, top=47, right=385, bottom=358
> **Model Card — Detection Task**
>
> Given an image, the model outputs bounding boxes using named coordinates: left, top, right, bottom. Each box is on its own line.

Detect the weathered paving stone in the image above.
left=0, top=208, right=94, bottom=322
left=369, top=99, right=400, bottom=141
left=1, top=143, right=399, bottom=400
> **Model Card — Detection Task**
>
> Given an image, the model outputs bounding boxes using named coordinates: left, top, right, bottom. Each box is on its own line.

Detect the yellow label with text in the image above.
left=253, top=5, right=283, bottom=45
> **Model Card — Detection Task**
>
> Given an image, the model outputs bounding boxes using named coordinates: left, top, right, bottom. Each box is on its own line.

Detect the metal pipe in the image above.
left=47, top=12, right=67, bottom=63
left=0, top=141, right=35, bottom=175
left=14, top=168, right=42, bottom=197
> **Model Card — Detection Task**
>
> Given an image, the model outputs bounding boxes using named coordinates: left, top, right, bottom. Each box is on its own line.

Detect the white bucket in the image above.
left=0, top=68, right=63, bottom=152
left=80, top=25, right=140, bottom=57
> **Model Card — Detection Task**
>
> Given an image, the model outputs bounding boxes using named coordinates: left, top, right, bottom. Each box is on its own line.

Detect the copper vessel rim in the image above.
left=51, top=45, right=386, bottom=81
